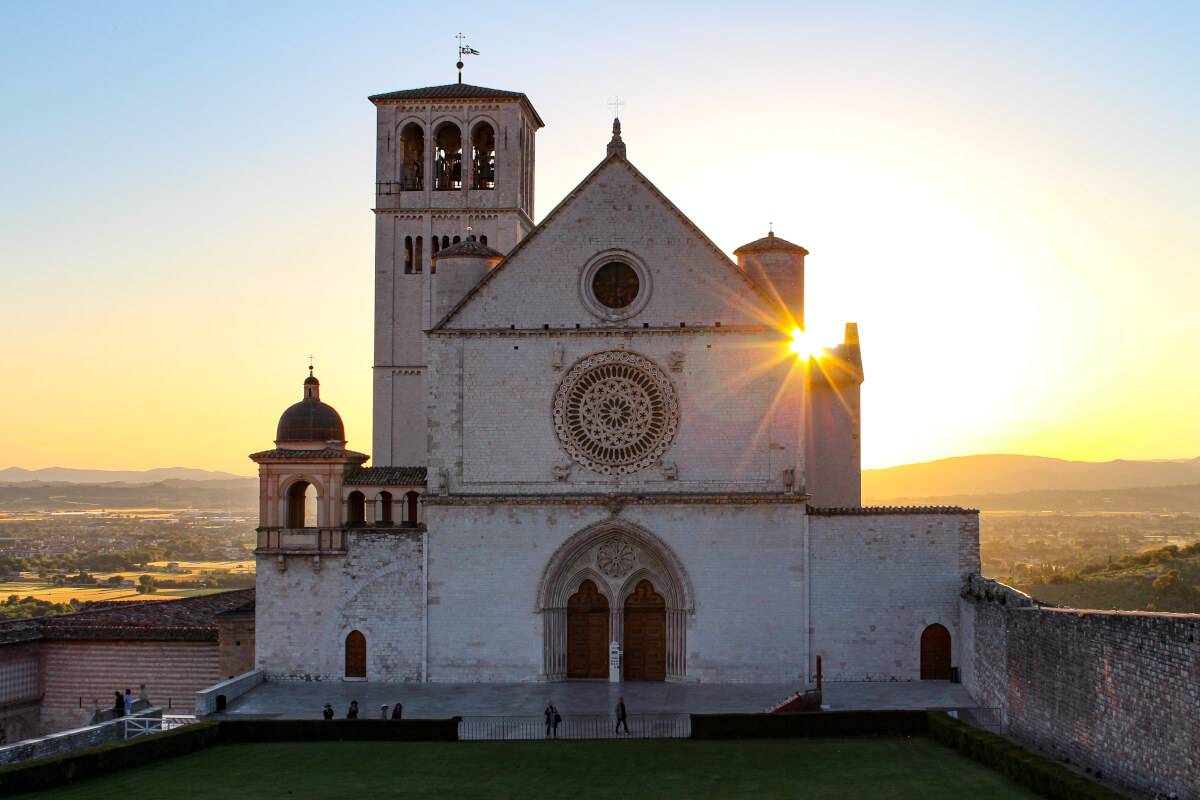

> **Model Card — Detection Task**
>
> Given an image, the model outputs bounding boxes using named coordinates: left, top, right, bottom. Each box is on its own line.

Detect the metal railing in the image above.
left=458, top=713, right=690, bottom=741
left=124, top=714, right=198, bottom=740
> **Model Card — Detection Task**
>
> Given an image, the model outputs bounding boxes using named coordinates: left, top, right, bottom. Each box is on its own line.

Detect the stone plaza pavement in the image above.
left=216, top=680, right=977, bottom=720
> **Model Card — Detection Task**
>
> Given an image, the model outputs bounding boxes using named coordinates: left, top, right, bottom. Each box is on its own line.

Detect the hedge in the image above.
left=0, top=718, right=461, bottom=795
left=691, top=710, right=930, bottom=739
left=926, top=712, right=1125, bottom=800
left=0, top=722, right=221, bottom=795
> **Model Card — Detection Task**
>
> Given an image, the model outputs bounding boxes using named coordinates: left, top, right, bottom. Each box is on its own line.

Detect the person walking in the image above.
left=123, top=688, right=133, bottom=717
left=391, top=702, right=403, bottom=720
left=544, top=700, right=560, bottom=738
left=346, top=700, right=359, bottom=719
left=615, top=696, right=629, bottom=735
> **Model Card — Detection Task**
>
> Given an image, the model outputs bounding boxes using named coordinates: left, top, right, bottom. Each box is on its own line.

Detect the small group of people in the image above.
left=111, top=689, right=132, bottom=718
left=322, top=700, right=402, bottom=720
left=543, top=696, right=630, bottom=737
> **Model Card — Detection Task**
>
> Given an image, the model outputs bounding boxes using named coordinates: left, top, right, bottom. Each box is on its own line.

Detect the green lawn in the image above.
left=12, top=738, right=1045, bottom=799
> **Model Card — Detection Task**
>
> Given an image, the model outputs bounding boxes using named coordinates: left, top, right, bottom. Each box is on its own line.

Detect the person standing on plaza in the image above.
left=544, top=699, right=560, bottom=738
left=615, top=696, right=629, bottom=734
left=112, top=691, right=124, bottom=718
left=380, top=704, right=389, bottom=719
left=391, top=702, right=403, bottom=719
left=322, top=703, right=334, bottom=719
left=346, top=700, right=359, bottom=719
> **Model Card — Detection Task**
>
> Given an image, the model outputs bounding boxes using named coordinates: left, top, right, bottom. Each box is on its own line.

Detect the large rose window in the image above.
left=553, top=351, right=679, bottom=475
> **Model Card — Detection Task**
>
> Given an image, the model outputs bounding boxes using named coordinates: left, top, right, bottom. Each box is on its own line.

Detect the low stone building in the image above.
left=0, top=589, right=254, bottom=741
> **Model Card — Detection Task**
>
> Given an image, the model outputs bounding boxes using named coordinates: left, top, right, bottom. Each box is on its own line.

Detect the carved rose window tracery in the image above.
left=553, top=351, right=679, bottom=475
left=596, top=539, right=635, bottom=577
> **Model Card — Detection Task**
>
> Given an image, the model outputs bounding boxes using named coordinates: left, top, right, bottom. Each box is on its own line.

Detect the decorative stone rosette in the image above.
left=596, top=539, right=635, bottom=577
left=552, top=350, right=679, bottom=475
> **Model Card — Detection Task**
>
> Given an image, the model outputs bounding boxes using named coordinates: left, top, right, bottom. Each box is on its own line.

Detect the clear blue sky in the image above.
left=2, top=1, right=1198, bottom=472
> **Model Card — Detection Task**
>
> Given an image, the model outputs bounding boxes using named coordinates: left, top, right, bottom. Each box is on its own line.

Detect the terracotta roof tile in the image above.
left=36, top=589, right=256, bottom=642
left=733, top=232, right=808, bottom=256
left=344, top=466, right=427, bottom=486
left=368, top=83, right=544, bottom=127
left=249, top=448, right=368, bottom=461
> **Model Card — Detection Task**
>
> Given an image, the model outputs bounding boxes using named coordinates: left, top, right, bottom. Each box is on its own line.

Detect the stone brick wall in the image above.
left=0, top=707, right=161, bottom=766
left=256, top=529, right=424, bottom=681
left=808, top=509, right=979, bottom=681
left=963, top=593, right=1200, bottom=799
left=218, top=616, right=256, bottom=681
left=39, top=641, right=218, bottom=733
left=0, top=639, right=41, bottom=743
left=194, top=669, right=263, bottom=716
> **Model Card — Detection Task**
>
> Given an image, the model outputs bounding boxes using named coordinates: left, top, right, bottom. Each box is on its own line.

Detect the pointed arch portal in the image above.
left=538, top=519, right=692, bottom=682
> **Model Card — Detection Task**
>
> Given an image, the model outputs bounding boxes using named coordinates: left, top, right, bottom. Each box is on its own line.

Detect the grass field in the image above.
left=8, top=738, right=1044, bottom=800
left=144, top=560, right=254, bottom=572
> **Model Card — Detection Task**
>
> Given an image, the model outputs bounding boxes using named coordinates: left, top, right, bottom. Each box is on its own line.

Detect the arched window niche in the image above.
left=403, top=491, right=420, bottom=527
left=399, top=122, right=424, bottom=191
left=434, top=123, right=462, bottom=190
left=471, top=122, right=496, bottom=189
left=347, top=491, right=365, bottom=526
left=285, top=480, right=317, bottom=528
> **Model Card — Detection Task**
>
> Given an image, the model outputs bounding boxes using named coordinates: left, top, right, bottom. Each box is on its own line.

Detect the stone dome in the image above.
left=275, top=369, right=346, bottom=445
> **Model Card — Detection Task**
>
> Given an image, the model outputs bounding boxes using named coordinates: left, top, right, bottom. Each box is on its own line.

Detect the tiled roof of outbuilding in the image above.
left=344, top=466, right=427, bottom=486
left=19, top=589, right=257, bottom=642
left=0, top=618, right=43, bottom=645
left=807, top=505, right=977, bottom=515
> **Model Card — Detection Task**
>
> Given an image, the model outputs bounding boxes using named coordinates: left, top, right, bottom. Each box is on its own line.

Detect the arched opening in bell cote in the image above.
left=471, top=122, right=495, bottom=189
left=434, top=123, right=462, bottom=190
left=399, top=123, right=424, bottom=190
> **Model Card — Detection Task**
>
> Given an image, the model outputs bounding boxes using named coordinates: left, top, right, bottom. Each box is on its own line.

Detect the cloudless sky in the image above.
left=2, top=0, right=1198, bottom=474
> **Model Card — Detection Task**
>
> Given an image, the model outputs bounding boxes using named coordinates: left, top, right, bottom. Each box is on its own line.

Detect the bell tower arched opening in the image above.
left=434, top=123, right=462, bottom=190
left=471, top=122, right=495, bottom=189
left=285, top=480, right=315, bottom=528
left=399, top=122, right=424, bottom=190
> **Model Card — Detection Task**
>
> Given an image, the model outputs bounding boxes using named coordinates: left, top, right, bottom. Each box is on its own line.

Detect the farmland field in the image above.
left=0, top=582, right=231, bottom=604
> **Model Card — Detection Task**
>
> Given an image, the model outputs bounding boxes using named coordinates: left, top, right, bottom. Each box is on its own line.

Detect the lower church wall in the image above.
left=963, top=584, right=1200, bottom=800
left=425, top=501, right=809, bottom=683
left=256, top=529, right=424, bottom=681
left=808, top=511, right=979, bottom=681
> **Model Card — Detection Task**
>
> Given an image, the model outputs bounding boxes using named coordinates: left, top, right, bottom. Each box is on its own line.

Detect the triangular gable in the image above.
left=433, top=153, right=780, bottom=330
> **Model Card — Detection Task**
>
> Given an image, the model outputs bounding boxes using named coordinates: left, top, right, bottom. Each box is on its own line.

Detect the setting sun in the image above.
left=788, top=329, right=819, bottom=360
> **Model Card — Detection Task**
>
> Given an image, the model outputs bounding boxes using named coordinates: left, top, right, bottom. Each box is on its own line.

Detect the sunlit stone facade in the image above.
left=252, top=82, right=979, bottom=684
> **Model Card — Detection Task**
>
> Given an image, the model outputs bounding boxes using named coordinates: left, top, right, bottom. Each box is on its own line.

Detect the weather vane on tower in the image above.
left=456, top=33, right=480, bottom=84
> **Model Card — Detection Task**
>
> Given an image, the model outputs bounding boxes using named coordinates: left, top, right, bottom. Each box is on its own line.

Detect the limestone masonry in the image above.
left=251, top=80, right=977, bottom=687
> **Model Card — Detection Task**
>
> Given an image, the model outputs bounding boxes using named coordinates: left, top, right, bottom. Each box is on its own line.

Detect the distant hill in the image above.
left=0, top=480, right=258, bottom=511
left=877, top=483, right=1200, bottom=512
left=0, top=467, right=250, bottom=484
left=863, top=454, right=1200, bottom=502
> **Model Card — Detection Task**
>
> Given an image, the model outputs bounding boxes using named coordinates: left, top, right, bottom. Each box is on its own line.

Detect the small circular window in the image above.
left=592, top=262, right=639, bottom=309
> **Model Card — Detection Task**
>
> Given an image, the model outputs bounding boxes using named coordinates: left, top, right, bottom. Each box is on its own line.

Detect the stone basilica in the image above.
left=251, top=81, right=979, bottom=684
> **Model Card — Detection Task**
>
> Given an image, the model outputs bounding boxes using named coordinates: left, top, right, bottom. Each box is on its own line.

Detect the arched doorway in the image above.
left=920, top=624, right=952, bottom=680
left=567, top=580, right=609, bottom=679
left=624, top=580, right=666, bottom=681
left=345, top=630, right=367, bottom=678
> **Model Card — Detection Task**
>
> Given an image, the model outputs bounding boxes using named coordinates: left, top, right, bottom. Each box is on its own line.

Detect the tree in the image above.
left=106, top=575, right=124, bottom=587
left=1153, top=571, right=1180, bottom=594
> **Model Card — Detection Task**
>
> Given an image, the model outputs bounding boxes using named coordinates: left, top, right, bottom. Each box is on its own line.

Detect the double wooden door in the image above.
left=567, top=580, right=609, bottom=679
left=624, top=580, right=666, bottom=681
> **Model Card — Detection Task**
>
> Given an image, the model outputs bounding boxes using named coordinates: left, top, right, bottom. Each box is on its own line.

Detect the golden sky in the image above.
left=2, top=2, right=1198, bottom=474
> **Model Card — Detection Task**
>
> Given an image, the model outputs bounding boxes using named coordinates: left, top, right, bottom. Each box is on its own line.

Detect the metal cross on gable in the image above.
left=608, top=94, right=625, bottom=119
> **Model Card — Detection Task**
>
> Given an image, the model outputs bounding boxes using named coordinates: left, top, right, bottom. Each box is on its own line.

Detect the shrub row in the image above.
left=0, top=722, right=222, bottom=795
left=926, top=712, right=1124, bottom=800
left=691, top=709, right=929, bottom=739
left=0, top=719, right=461, bottom=795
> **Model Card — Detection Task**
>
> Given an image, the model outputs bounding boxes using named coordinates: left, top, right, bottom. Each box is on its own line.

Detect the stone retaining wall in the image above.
left=195, top=669, right=264, bottom=716
left=0, top=707, right=162, bottom=766
left=963, top=589, right=1199, bottom=799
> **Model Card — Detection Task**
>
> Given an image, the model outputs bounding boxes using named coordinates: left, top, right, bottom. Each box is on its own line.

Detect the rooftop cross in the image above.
left=607, top=94, right=626, bottom=120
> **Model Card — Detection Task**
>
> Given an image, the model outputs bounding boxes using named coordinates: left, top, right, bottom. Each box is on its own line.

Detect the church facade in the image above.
left=251, top=82, right=979, bottom=684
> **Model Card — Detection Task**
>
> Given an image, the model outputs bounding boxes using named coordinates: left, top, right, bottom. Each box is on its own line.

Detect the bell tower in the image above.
left=368, top=83, right=544, bottom=466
